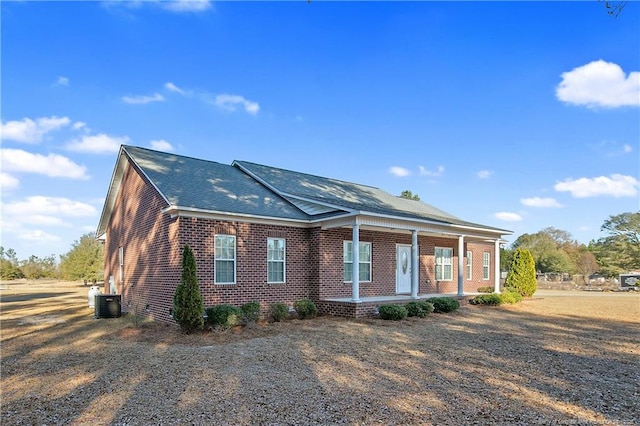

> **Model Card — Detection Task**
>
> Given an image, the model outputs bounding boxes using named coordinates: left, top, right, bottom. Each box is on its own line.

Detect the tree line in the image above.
left=1, top=212, right=638, bottom=283
left=1, top=232, right=103, bottom=284
left=502, top=212, right=639, bottom=278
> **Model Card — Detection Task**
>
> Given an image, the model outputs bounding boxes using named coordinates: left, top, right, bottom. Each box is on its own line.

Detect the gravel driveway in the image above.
left=1, top=282, right=638, bottom=425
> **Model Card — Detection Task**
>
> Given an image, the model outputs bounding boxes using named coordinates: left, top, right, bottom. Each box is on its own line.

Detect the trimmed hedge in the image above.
left=378, top=304, right=408, bottom=320
left=294, top=298, right=318, bottom=319
left=476, top=286, right=494, bottom=293
left=405, top=300, right=434, bottom=318
left=428, top=297, right=460, bottom=313
left=469, top=294, right=503, bottom=306
left=241, top=301, right=261, bottom=324
left=500, top=290, right=523, bottom=304
left=269, top=303, right=289, bottom=322
left=205, top=304, right=242, bottom=329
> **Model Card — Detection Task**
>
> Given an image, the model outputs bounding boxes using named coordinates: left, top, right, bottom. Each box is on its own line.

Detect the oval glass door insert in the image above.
left=401, top=251, right=408, bottom=274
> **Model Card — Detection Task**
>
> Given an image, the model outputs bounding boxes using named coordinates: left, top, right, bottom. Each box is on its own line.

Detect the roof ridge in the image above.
left=123, top=145, right=229, bottom=168
left=234, top=160, right=380, bottom=190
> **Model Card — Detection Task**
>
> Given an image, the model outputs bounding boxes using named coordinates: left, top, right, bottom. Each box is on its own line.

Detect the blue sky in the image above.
left=1, top=1, right=639, bottom=260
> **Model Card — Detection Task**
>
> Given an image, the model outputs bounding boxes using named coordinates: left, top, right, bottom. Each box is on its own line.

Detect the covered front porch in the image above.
left=318, top=213, right=505, bottom=307
left=317, top=292, right=481, bottom=318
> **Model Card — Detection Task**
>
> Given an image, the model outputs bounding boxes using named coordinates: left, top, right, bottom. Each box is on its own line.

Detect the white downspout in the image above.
left=352, top=223, right=361, bottom=302
left=411, top=230, right=419, bottom=299
left=494, top=239, right=501, bottom=294
left=457, top=235, right=465, bottom=296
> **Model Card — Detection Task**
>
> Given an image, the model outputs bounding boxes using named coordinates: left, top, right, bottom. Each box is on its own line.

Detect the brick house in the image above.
left=97, top=145, right=511, bottom=321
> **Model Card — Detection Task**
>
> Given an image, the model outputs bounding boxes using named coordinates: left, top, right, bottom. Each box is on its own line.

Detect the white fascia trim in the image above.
left=162, top=205, right=312, bottom=228
left=320, top=211, right=508, bottom=240
left=453, top=224, right=512, bottom=236
left=364, top=211, right=509, bottom=236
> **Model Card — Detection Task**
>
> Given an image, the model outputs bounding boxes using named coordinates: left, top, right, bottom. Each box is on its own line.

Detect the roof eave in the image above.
left=162, top=205, right=313, bottom=226
left=96, top=146, right=128, bottom=238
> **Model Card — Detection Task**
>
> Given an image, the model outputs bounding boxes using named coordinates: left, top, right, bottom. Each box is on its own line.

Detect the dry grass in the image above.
left=1, top=282, right=639, bottom=425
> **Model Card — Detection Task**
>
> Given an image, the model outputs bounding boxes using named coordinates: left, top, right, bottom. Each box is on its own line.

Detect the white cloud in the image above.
left=72, top=121, right=89, bottom=131
left=554, top=174, right=639, bottom=198
left=0, top=116, right=71, bottom=143
left=19, top=230, right=62, bottom=242
left=0, top=172, right=19, bottom=191
left=161, top=0, right=212, bottom=12
left=215, top=94, right=260, bottom=115
left=150, top=139, right=174, bottom=152
left=494, top=212, right=523, bottom=222
left=389, top=166, right=411, bottom=177
left=122, top=92, right=165, bottom=104
left=556, top=60, right=640, bottom=108
left=477, top=170, right=493, bottom=179
left=521, top=197, right=563, bottom=208
left=623, top=144, right=633, bottom=153
left=419, top=165, right=445, bottom=177
left=54, top=76, right=69, bottom=87
left=1, top=149, right=88, bottom=179
left=1, top=196, right=97, bottom=243
left=164, top=82, right=188, bottom=95
left=4, top=196, right=96, bottom=218
left=66, top=133, right=129, bottom=154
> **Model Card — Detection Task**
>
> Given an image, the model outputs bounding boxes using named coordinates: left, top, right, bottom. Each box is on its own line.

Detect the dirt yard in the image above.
left=1, top=281, right=638, bottom=425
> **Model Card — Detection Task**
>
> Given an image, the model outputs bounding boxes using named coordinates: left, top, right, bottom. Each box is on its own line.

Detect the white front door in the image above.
left=396, top=245, right=412, bottom=294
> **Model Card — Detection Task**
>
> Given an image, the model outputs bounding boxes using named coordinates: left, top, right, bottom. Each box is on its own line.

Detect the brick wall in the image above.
left=104, top=161, right=180, bottom=323
left=178, top=219, right=315, bottom=313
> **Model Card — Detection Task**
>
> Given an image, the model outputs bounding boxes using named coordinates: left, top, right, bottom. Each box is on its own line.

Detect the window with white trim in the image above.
left=267, top=238, right=286, bottom=283
left=118, top=246, right=124, bottom=283
left=343, top=241, right=371, bottom=282
left=435, top=247, right=453, bottom=281
left=215, top=235, right=236, bottom=284
left=483, top=252, right=490, bottom=280
left=466, top=250, right=472, bottom=280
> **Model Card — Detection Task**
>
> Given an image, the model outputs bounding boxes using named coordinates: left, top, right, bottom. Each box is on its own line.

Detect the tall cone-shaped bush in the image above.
left=173, top=244, right=204, bottom=333
left=505, top=248, right=537, bottom=297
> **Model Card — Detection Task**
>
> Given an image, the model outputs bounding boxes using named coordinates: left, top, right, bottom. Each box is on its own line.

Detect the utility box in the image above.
left=95, top=294, right=122, bottom=318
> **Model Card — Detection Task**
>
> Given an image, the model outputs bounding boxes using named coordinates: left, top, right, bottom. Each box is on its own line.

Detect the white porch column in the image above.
left=411, top=230, right=419, bottom=299
left=494, top=239, right=501, bottom=294
left=352, top=224, right=361, bottom=302
left=457, top=235, right=465, bottom=296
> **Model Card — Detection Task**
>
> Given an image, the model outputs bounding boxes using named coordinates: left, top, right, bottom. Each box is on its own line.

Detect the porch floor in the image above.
left=323, top=292, right=482, bottom=304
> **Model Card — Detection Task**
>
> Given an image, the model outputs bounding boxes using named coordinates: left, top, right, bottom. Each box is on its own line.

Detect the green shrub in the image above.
left=500, top=290, right=523, bottom=304
left=405, top=301, right=434, bottom=318
left=269, top=303, right=290, bottom=322
left=505, top=248, right=537, bottom=297
left=378, top=304, right=408, bottom=320
left=173, top=244, right=204, bottom=333
left=293, top=298, right=318, bottom=319
left=469, top=294, right=503, bottom=306
left=418, top=300, right=435, bottom=315
left=205, top=304, right=242, bottom=329
left=428, top=297, right=460, bottom=313
left=241, top=301, right=261, bottom=324
left=477, top=286, right=494, bottom=293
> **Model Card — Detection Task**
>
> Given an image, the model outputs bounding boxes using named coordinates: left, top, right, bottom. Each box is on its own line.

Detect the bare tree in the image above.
left=599, top=1, right=629, bottom=17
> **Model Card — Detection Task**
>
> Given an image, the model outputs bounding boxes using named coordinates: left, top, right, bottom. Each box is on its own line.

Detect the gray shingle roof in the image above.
left=115, top=146, right=508, bottom=234
left=124, top=146, right=310, bottom=221
left=234, top=160, right=507, bottom=231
